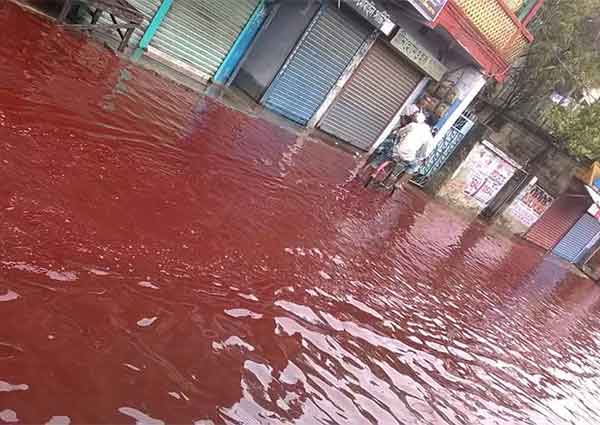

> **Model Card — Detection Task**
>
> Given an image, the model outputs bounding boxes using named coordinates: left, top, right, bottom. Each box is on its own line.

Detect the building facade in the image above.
left=124, top=0, right=543, bottom=175
left=233, top=0, right=454, bottom=152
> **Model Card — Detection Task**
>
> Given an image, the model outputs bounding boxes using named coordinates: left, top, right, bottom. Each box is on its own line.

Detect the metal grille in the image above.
left=262, top=3, right=372, bottom=125
left=454, top=0, right=529, bottom=63
left=150, top=0, right=259, bottom=79
left=553, top=214, right=600, bottom=263
left=414, top=112, right=476, bottom=183
left=318, top=40, right=422, bottom=150
left=503, top=36, right=528, bottom=63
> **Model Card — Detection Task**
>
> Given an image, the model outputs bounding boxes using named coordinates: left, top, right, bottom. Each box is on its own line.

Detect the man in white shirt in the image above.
left=393, top=112, right=434, bottom=162
left=364, top=104, right=421, bottom=168
left=391, top=112, right=435, bottom=188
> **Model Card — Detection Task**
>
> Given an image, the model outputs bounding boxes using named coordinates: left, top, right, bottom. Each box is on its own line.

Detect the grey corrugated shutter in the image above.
left=126, top=0, right=162, bottom=46
left=150, top=0, right=259, bottom=79
left=318, top=40, right=422, bottom=150
left=526, top=188, right=591, bottom=251
left=262, top=3, right=372, bottom=125
left=553, top=214, right=600, bottom=263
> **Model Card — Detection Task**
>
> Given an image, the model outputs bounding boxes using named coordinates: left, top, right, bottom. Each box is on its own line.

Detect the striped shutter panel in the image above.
left=318, top=40, right=422, bottom=150
left=552, top=214, right=600, bottom=263
left=149, top=0, right=260, bottom=80
left=262, top=3, right=372, bottom=125
left=526, top=190, right=591, bottom=251
left=125, top=0, right=162, bottom=46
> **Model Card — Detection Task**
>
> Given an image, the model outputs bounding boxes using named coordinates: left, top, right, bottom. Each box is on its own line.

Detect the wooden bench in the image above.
left=57, top=0, right=144, bottom=52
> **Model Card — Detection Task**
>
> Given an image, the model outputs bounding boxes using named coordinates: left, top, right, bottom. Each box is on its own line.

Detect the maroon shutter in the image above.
left=526, top=184, right=591, bottom=251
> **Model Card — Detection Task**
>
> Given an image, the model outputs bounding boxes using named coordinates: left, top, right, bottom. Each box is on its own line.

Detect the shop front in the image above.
left=233, top=0, right=459, bottom=141
left=410, top=66, right=485, bottom=182
left=129, top=0, right=483, bottom=163
left=352, top=27, right=485, bottom=158
left=232, top=1, right=322, bottom=101
left=580, top=201, right=600, bottom=279
left=552, top=165, right=600, bottom=267
left=315, top=11, right=457, bottom=151
left=552, top=209, right=600, bottom=264
left=260, top=2, right=375, bottom=125
left=315, top=34, right=429, bottom=150
left=139, top=0, right=264, bottom=82
left=525, top=181, right=592, bottom=252
left=225, top=0, right=489, bottom=158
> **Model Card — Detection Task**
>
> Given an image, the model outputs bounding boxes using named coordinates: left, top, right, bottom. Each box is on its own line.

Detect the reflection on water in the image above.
left=2, top=3, right=600, bottom=424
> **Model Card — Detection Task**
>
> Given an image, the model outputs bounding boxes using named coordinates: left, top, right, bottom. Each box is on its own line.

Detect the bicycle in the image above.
left=363, top=159, right=412, bottom=196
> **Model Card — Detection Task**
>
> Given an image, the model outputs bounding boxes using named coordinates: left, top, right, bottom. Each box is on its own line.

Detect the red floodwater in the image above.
left=2, top=3, right=600, bottom=424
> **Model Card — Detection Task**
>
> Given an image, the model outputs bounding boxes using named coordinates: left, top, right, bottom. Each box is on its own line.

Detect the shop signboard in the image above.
left=343, top=0, right=396, bottom=35
left=407, top=0, right=449, bottom=21
left=390, top=29, right=447, bottom=80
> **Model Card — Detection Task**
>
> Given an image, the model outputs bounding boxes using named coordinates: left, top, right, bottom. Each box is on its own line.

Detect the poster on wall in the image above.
left=508, top=185, right=554, bottom=227
left=463, top=143, right=517, bottom=206
left=407, top=0, right=449, bottom=21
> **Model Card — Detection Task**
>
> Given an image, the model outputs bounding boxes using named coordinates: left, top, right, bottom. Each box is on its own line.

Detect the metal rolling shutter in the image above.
left=552, top=214, right=600, bottom=263
left=150, top=0, right=259, bottom=79
left=526, top=191, right=591, bottom=251
left=318, top=40, right=422, bottom=150
left=262, top=4, right=372, bottom=125
left=127, top=0, right=162, bottom=46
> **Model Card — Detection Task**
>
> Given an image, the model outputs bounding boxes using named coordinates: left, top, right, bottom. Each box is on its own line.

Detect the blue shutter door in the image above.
left=262, top=3, right=371, bottom=125
left=553, top=214, right=600, bottom=263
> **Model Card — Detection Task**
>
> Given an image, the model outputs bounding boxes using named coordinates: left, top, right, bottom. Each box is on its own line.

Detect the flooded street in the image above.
left=3, top=3, right=600, bottom=424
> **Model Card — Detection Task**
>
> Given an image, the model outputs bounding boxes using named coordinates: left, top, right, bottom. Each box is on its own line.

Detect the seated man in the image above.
left=390, top=111, right=435, bottom=188
left=363, top=104, right=420, bottom=170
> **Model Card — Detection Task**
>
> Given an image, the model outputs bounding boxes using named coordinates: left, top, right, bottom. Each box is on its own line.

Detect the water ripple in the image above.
left=1, top=3, right=599, bottom=424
